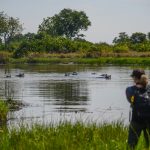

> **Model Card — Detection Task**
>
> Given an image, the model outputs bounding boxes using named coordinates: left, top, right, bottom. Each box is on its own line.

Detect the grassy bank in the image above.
left=0, top=121, right=147, bottom=150
left=0, top=98, right=147, bottom=150
left=1, top=51, right=150, bottom=65
left=8, top=57, right=150, bottom=65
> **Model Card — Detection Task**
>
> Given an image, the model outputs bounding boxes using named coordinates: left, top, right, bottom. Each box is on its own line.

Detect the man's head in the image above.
left=131, top=69, right=145, bottom=84
left=131, top=69, right=145, bottom=79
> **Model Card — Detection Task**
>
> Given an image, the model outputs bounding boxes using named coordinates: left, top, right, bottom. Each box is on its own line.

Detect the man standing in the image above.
left=126, top=69, right=150, bottom=149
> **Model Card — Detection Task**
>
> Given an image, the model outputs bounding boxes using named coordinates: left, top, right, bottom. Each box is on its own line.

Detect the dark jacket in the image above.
left=126, top=86, right=137, bottom=104
left=126, top=85, right=150, bottom=122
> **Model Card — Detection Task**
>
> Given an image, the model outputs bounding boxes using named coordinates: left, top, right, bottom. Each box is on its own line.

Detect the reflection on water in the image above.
left=0, top=64, right=149, bottom=124
left=28, top=80, right=89, bottom=112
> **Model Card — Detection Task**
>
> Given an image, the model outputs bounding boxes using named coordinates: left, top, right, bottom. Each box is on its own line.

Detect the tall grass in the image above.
left=0, top=100, right=9, bottom=122
left=0, top=121, right=148, bottom=150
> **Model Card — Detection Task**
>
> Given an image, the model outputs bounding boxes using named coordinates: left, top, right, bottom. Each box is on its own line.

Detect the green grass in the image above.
left=74, top=57, right=150, bottom=65
left=7, top=57, right=150, bottom=65
left=27, top=57, right=71, bottom=64
left=1, top=50, right=150, bottom=65
left=9, top=58, right=28, bottom=64
left=0, top=100, right=9, bottom=122
left=0, top=121, right=148, bottom=150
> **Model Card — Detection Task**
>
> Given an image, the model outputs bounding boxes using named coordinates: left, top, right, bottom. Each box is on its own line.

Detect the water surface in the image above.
left=0, top=64, right=147, bottom=125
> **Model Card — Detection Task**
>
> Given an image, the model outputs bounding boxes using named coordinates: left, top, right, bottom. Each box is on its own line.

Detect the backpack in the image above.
left=132, top=85, right=150, bottom=121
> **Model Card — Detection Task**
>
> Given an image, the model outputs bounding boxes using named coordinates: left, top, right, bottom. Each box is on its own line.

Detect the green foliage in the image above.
left=1, top=30, right=150, bottom=58
left=3, top=56, right=150, bottom=66
left=0, top=42, right=4, bottom=50
left=113, top=32, right=130, bottom=44
left=129, top=41, right=150, bottom=52
left=130, top=32, right=147, bottom=44
left=148, top=32, right=150, bottom=41
left=0, top=100, right=9, bottom=121
left=113, top=32, right=150, bottom=52
left=96, top=42, right=113, bottom=52
left=0, top=121, right=148, bottom=150
left=0, top=12, right=7, bottom=37
left=0, top=51, right=12, bottom=63
left=1, top=11, right=150, bottom=56
left=113, top=44, right=129, bottom=53
left=113, top=32, right=149, bottom=46
left=14, top=33, right=104, bottom=58
left=38, top=8, right=91, bottom=39
left=13, top=41, right=31, bottom=58
left=7, top=41, right=21, bottom=51
left=71, top=57, right=150, bottom=65
left=0, top=11, right=23, bottom=49
left=0, top=121, right=129, bottom=150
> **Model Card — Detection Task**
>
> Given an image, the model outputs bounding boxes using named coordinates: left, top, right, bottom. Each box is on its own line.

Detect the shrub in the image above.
left=113, top=44, right=129, bottom=53
left=0, top=51, right=12, bottom=63
left=129, top=42, right=150, bottom=52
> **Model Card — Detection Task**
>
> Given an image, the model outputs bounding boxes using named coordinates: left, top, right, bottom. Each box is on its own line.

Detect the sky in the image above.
left=0, top=0, right=150, bottom=43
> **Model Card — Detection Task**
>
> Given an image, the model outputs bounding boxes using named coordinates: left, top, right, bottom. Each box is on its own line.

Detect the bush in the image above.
left=0, top=51, right=12, bottom=63
left=96, top=42, right=113, bottom=53
left=129, top=42, right=150, bottom=52
left=13, top=41, right=31, bottom=58
left=113, top=44, right=129, bottom=53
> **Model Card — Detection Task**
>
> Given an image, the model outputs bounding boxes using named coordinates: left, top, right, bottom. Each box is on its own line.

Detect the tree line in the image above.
left=113, top=32, right=150, bottom=52
left=0, top=9, right=150, bottom=58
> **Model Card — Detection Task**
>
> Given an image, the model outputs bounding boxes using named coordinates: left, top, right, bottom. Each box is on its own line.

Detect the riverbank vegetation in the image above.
left=0, top=100, right=8, bottom=122
left=0, top=98, right=25, bottom=123
left=0, top=10, right=150, bottom=65
left=2, top=55, right=150, bottom=65
left=0, top=99, right=147, bottom=150
left=0, top=121, right=147, bottom=150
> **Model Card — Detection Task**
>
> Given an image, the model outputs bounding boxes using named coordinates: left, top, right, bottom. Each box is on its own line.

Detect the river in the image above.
left=0, top=64, right=148, bottom=125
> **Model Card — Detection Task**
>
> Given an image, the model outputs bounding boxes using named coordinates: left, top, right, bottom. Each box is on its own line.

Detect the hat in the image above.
left=131, top=69, right=145, bottom=79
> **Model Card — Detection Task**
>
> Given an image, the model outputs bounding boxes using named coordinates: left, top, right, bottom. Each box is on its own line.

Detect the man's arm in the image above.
left=126, top=86, right=135, bottom=103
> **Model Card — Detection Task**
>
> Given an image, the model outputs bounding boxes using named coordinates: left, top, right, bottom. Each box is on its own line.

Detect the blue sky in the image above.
left=1, top=0, right=150, bottom=43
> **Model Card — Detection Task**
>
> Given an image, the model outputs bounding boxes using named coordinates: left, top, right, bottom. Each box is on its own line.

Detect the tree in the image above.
left=0, top=12, right=23, bottom=49
left=113, top=32, right=129, bottom=44
left=147, top=32, right=150, bottom=41
left=0, top=12, right=7, bottom=41
left=38, top=8, right=91, bottom=39
left=24, top=32, right=36, bottom=40
left=130, top=32, right=146, bottom=44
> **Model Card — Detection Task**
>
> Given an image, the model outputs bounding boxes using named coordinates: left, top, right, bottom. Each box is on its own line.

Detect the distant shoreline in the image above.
left=2, top=57, right=150, bottom=65
left=1, top=50, right=150, bottom=65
